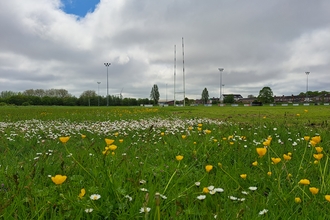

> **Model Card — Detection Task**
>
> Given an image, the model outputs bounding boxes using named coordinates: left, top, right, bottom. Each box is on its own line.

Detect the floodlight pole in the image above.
left=218, top=68, right=224, bottom=103
left=97, top=82, right=101, bottom=106
left=104, top=63, right=111, bottom=106
left=305, top=71, right=310, bottom=102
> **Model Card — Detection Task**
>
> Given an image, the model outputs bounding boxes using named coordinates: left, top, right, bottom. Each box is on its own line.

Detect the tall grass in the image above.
left=0, top=106, right=329, bottom=219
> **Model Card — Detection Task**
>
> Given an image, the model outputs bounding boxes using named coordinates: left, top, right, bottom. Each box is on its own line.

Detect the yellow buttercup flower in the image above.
left=295, top=197, right=301, bottom=203
left=283, top=154, right=292, bottom=161
left=205, top=165, right=213, bottom=173
left=304, top=109, right=308, bottom=113
left=79, top=188, right=86, bottom=199
left=81, top=134, right=86, bottom=139
left=240, top=174, right=247, bottom=180
left=188, top=126, right=193, bottom=130
left=176, top=155, right=184, bottom=161
left=315, top=147, right=323, bottom=153
left=204, top=129, right=211, bottom=134
left=252, top=161, right=258, bottom=166
left=51, top=175, right=67, bottom=185
left=59, top=136, right=70, bottom=144
left=309, top=187, right=319, bottom=195
left=256, top=148, right=267, bottom=157
left=271, top=157, right=281, bottom=164
left=310, top=140, right=317, bottom=147
left=160, top=132, right=165, bottom=136
left=203, top=187, right=209, bottom=194
left=198, top=123, right=203, bottom=127
left=263, top=140, right=271, bottom=146
left=114, top=132, right=119, bottom=137
left=313, top=153, right=323, bottom=160
left=181, top=135, right=187, bottom=139
left=298, top=179, right=310, bottom=185
left=267, top=171, right=272, bottom=176
left=296, top=114, right=300, bottom=117
left=311, top=136, right=321, bottom=144
left=197, top=127, right=202, bottom=131
left=109, top=145, right=117, bottom=151
left=304, top=136, right=310, bottom=141
left=325, top=195, right=330, bottom=202
left=105, top=138, right=115, bottom=146
left=119, top=139, right=124, bottom=143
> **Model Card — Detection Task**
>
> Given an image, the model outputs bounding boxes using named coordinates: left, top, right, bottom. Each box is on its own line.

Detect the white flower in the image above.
left=229, top=196, right=238, bottom=200
left=34, top=157, right=39, bottom=160
left=214, top=188, right=224, bottom=193
left=139, top=180, right=147, bottom=184
left=258, top=209, right=268, bottom=215
left=160, top=194, right=167, bottom=199
left=140, top=188, right=148, bottom=192
left=195, top=182, right=201, bottom=186
left=209, top=190, right=216, bottom=195
left=85, top=208, right=93, bottom=213
left=241, top=191, right=249, bottom=195
left=237, top=198, right=245, bottom=201
left=208, top=185, right=215, bottom=191
left=248, top=186, right=257, bottom=191
left=139, top=207, right=151, bottom=213
left=125, top=195, right=132, bottom=201
left=197, top=195, right=206, bottom=200
left=90, top=194, right=101, bottom=200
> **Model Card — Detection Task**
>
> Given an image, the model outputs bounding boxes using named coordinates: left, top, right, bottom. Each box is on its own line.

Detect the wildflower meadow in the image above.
left=0, top=105, right=330, bottom=219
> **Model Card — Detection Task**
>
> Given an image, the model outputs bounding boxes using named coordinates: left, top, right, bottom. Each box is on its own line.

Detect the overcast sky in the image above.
left=1, top=0, right=330, bottom=100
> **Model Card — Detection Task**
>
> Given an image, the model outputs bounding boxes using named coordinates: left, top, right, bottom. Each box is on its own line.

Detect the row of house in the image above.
left=159, top=93, right=330, bottom=105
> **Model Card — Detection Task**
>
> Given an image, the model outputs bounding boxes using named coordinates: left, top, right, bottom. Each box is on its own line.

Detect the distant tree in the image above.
left=224, top=94, right=235, bottom=104
left=150, top=84, right=160, bottom=104
left=248, top=94, right=255, bottom=98
left=79, top=90, right=97, bottom=106
left=201, top=88, right=209, bottom=104
left=257, top=87, right=274, bottom=103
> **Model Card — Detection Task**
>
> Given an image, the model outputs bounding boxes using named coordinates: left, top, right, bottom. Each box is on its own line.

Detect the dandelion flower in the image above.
left=51, top=175, right=67, bottom=185
left=90, top=194, right=101, bottom=200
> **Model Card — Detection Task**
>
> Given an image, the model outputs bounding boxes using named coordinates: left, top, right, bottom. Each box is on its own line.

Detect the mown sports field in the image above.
left=0, top=105, right=329, bottom=219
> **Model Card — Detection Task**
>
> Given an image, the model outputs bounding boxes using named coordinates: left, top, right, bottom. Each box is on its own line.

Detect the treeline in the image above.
left=0, top=89, right=153, bottom=106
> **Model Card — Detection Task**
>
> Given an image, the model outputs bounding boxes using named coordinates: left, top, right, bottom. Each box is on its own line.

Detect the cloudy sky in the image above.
left=1, top=0, right=330, bottom=100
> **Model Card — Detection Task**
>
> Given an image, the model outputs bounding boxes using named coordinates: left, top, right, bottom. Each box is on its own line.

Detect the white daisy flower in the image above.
left=197, top=195, right=206, bottom=200
left=258, top=209, right=268, bottom=215
left=214, top=188, right=224, bottom=193
left=139, top=207, right=151, bottom=213
left=85, top=208, right=93, bottom=213
left=248, top=186, right=257, bottom=191
left=90, top=194, right=101, bottom=200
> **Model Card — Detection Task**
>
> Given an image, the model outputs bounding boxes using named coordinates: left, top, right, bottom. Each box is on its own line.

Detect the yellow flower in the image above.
left=267, top=171, right=272, bottom=176
left=188, top=126, right=193, bottom=130
left=205, top=165, right=213, bottom=173
left=119, top=139, right=124, bottom=143
left=295, top=197, right=301, bottom=203
left=311, top=136, right=321, bottom=144
left=296, top=114, right=300, bottom=117
left=325, top=195, right=330, bottom=202
left=79, top=188, right=86, bottom=199
left=309, top=140, right=317, bottom=147
left=111, top=151, right=115, bottom=156
left=252, top=161, right=258, bottom=166
left=314, top=160, right=319, bottom=165
left=263, top=116, right=266, bottom=119
left=228, top=135, right=233, bottom=140
left=298, top=179, right=310, bottom=185
left=288, top=152, right=292, bottom=156
left=176, top=155, right=184, bottom=161
left=304, top=136, right=310, bottom=141
left=114, top=132, right=119, bottom=136
left=181, top=135, right=187, bottom=139
left=283, top=154, right=292, bottom=161
left=240, top=174, right=247, bottom=180
left=81, top=134, right=86, bottom=139
left=222, top=137, right=227, bottom=141
left=271, top=157, right=281, bottom=164
left=309, top=187, right=319, bottom=195
left=213, top=139, right=218, bottom=142
left=229, top=142, right=234, bottom=145
left=51, top=175, right=67, bottom=185
left=59, top=136, right=70, bottom=144
left=198, top=123, right=203, bottom=127
left=263, top=140, right=271, bottom=146
left=203, top=187, right=209, bottom=194
left=160, top=132, right=165, bottom=136
left=197, top=127, right=202, bottom=131
left=315, top=147, right=323, bottom=153
left=313, top=153, right=323, bottom=160
left=204, top=129, right=211, bottom=134
left=218, top=162, right=222, bottom=168
left=108, top=145, right=117, bottom=151
left=304, top=109, right=308, bottom=113
left=256, top=148, right=267, bottom=157
left=105, top=138, right=115, bottom=146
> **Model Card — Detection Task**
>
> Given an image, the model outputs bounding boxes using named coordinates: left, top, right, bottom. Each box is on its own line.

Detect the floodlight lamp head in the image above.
left=305, top=71, right=310, bottom=75
left=218, top=68, right=224, bottom=71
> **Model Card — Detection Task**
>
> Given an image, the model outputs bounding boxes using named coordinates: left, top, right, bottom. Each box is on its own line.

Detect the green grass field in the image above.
left=0, top=105, right=330, bottom=219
